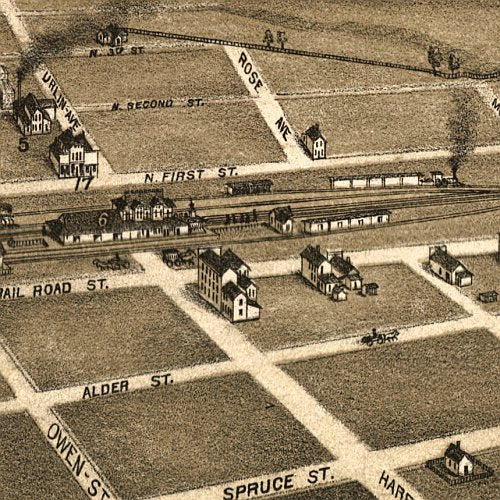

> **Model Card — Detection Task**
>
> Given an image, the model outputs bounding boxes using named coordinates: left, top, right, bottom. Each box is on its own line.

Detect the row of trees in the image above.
left=224, top=209, right=258, bottom=225
left=428, top=46, right=462, bottom=75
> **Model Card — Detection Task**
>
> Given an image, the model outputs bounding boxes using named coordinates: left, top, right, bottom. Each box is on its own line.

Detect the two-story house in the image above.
left=199, top=248, right=261, bottom=322
left=302, top=123, right=327, bottom=160
left=49, top=129, right=99, bottom=179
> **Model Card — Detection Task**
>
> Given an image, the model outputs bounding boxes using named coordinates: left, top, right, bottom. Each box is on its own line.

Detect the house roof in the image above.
left=112, top=188, right=176, bottom=212
left=304, top=123, right=326, bottom=142
left=332, top=284, right=345, bottom=293
left=222, top=281, right=245, bottom=301
left=479, top=290, right=498, bottom=298
left=50, top=129, right=94, bottom=155
left=444, top=443, right=473, bottom=463
left=304, top=209, right=392, bottom=225
left=226, top=179, right=273, bottom=189
left=429, top=247, right=468, bottom=272
left=0, top=202, right=12, bottom=214
left=365, top=282, right=379, bottom=289
left=272, top=206, right=293, bottom=224
left=300, top=245, right=327, bottom=267
left=102, top=24, right=127, bottom=38
left=318, top=273, right=339, bottom=284
left=17, top=93, right=54, bottom=125
left=0, top=242, right=5, bottom=256
left=329, top=254, right=359, bottom=278
left=237, top=273, right=256, bottom=290
left=200, top=248, right=249, bottom=276
left=247, top=298, right=262, bottom=309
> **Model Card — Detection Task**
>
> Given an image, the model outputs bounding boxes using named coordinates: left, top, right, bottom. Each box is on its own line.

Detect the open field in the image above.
left=237, top=264, right=466, bottom=351
left=80, top=101, right=285, bottom=173
left=0, top=374, right=14, bottom=401
left=279, top=481, right=376, bottom=499
left=55, top=373, right=333, bottom=498
left=283, top=329, right=500, bottom=450
left=0, top=286, right=227, bottom=390
left=0, top=113, right=60, bottom=181
left=400, top=448, right=500, bottom=500
left=281, top=90, right=500, bottom=156
left=459, top=253, right=500, bottom=315
left=49, top=48, right=248, bottom=105
left=0, top=253, right=143, bottom=285
left=0, top=412, right=87, bottom=500
left=0, top=14, right=19, bottom=53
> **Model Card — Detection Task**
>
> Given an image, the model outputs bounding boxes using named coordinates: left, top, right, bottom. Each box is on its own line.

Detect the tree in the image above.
left=263, top=29, right=274, bottom=48
left=277, top=31, right=287, bottom=49
left=427, top=45, right=443, bottom=75
left=224, top=214, right=231, bottom=225
left=252, top=208, right=258, bottom=222
left=448, top=51, right=461, bottom=74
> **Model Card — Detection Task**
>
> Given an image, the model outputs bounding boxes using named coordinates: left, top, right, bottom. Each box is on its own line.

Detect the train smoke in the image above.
left=447, top=89, right=479, bottom=181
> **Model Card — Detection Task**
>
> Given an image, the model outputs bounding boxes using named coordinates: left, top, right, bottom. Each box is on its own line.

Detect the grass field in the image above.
left=0, top=375, right=14, bottom=401
left=0, top=286, right=227, bottom=390
left=400, top=448, right=500, bottom=500
left=80, top=101, right=285, bottom=173
left=0, top=113, right=60, bottom=181
left=280, top=481, right=376, bottom=499
left=237, top=264, right=466, bottom=351
left=0, top=412, right=87, bottom=500
left=283, top=329, right=500, bottom=450
left=0, top=15, right=19, bottom=53
left=459, top=254, right=500, bottom=315
left=55, top=373, right=333, bottom=498
left=49, top=48, right=248, bottom=105
left=280, top=89, right=500, bottom=156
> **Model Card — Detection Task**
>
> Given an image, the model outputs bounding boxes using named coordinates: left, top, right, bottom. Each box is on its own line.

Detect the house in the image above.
left=302, top=123, right=327, bottom=160
left=364, top=283, right=379, bottom=296
left=300, top=245, right=363, bottom=294
left=0, top=64, right=14, bottom=111
left=269, top=206, right=293, bottom=234
left=429, top=245, right=473, bottom=287
left=112, top=188, right=176, bottom=222
left=444, top=441, right=474, bottom=477
left=478, top=291, right=498, bottom=303
left=16, top=93, right=55, bottom=135
left=332, top=284, right=347, bottom=301
left=49, top=129, right=99, bottom=179
left=96, top=24, right=128, bottom=47
left=329, top=172, right=423, bottom=189
left=198, top=248, right=261, bottom=322
left=226, top=179, right=273, bottom=196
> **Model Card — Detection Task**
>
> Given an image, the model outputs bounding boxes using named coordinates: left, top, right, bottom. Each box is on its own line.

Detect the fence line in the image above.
left=124, top=27, right=500, bottom=80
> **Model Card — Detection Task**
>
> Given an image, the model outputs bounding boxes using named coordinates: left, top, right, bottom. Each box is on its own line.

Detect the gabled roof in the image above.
left=112, top=189, right=176, bottom=212
left=444, top=443, right=473, bottom=463
left=318, top=273, right=339, bottom=284
left=365, top=282, right=379, bottom=289
left=272, top=206, right=293, bottom=224
left=50, top=129, right=94, bottom=155
left=0, top=242, right=5, bottom=256
left=304, top=123, right=326, bottom=142
left=222, top=281, right=245, bottom=301
left=18, top=93, right=54, bottom=125
left=329, top=254, right=359, bottom=278
left=247, top=298, right=262, bottom=309
left=200, top=248, right=249, bottom=276
left=429, top=247, right=467, bottom=272
left=300, top=245, right=327, bottom=267
left=332, top=284, right=345, bottom=293
left=102, top=24, right=128, bottom=38
left=237, top=273, right=256, bottom=290
left=222, top=249, right=249, bottom=271
left=47, top=209, right=124, bottom=236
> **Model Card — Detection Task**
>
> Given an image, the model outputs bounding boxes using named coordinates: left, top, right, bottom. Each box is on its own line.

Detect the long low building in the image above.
left=45, top=209, right=198, bottom=245
left=329, top=172, right=423, bottom=189
left=303, top=210, right=391, bottom=234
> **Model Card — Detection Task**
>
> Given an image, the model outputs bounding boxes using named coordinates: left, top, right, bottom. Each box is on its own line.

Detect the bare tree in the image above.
left=277, top=31, right=287, bottom=49
left=263, top=29, right=274, bottom=48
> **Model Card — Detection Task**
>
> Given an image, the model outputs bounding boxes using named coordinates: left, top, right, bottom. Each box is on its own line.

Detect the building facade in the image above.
left=96, top=25, right=128, bottom=46
left=17, top=93, right=56, bottom=135
left=329, top=172, right=423, bottom=189
left=302, top=123, right=327, bottom=160
left=49, top=129, right=99, bottom=179
left=444, top=442, right=474, bottom=477
left=429, top=245, right=473, bottom=287
left=269, top=206, right=293, bottom=234
left=303, top=210, right=391, bottom=234
left=199, top=248, right=261, bottom=322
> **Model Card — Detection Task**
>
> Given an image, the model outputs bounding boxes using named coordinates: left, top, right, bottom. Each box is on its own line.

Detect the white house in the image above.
left=300, top=245, right=363, bottom=294
left=49, top=129, right=99, bottom=179
left=269, top=206, right=293, bottom=234
left=112, top=188, right=176, bottom=222
left=17, top=93, right=56, bottom=135
left=96, top=25, right=128, bottom=47
left=429, top=245, right=473, bottom=287
left=444, top=441, right=474, bottom=477
left=302, top=123, right=327, bottom=160
left=199, top=248, right=261, bottom=322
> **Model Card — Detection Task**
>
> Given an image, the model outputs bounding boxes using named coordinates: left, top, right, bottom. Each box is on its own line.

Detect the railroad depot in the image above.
left=198, top=248, right=261, bottom=322
left=45, top=188, right=205, bottom=245
left=302, top=209, right=391, bottom=234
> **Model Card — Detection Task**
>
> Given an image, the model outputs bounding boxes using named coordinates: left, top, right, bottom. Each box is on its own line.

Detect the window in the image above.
left=239, top=309, right=244, bottom=317
left=239, top=298, right=243, bottom=306
left=337, top=221, right=342, bottom=228
left=377, top=216, right=383, bottom=223
left=358, top=219, right=363, bottom=226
